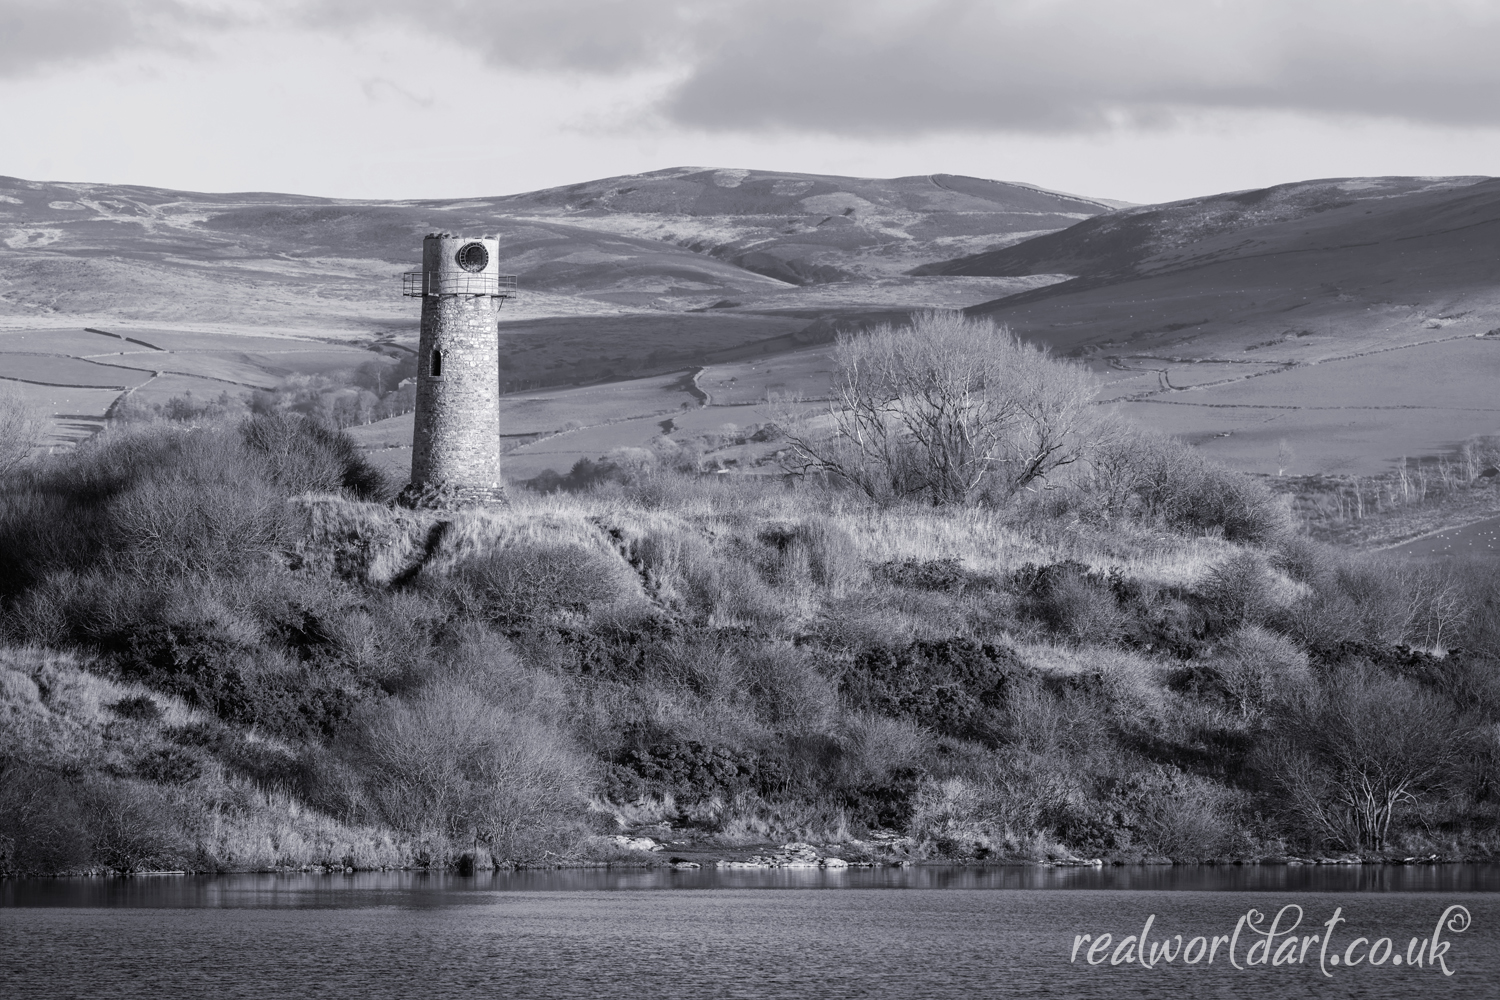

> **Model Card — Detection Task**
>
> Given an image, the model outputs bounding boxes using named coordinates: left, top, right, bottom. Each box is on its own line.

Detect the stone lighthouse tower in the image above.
left=398, top=233, right=517, bottom=508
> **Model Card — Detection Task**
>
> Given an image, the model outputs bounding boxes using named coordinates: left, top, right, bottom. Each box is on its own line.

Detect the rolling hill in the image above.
left=0, top=167, right=1111, bottom=329
left=8, top=168, right=1500, bottom=482
left=917, top=176, right=1500, bottom=475
left=0, top=167, right=1115, bottom=402
left=915, top=176, right=1486, bottom=281
left=483, top=168, right=1125, bottom=284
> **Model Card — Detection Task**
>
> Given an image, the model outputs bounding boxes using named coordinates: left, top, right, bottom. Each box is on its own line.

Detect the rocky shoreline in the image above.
left=602, top=835, right=1466, bottom=872
left=0, top=851, right=1475, bottom=878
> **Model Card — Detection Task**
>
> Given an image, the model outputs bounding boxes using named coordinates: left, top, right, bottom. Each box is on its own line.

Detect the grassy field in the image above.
left=944, top=177, right=1500, bottom=474
left=341, top=331, right=1500, bottom=497
left=498, top=404, right=785, bottom=482
left=1104, top=337, right=1500, bottom=475
left=1383, top=514, right=1500, bottom=559
left=348, top=372, right=710, bottom=481
left=1, top=325, right=381, bottom=444
left=1, top=355, right=153, bottom=388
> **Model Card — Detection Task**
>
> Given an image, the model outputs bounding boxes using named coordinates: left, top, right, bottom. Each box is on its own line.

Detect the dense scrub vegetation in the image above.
left=3, top=317, right=1498, bottom=874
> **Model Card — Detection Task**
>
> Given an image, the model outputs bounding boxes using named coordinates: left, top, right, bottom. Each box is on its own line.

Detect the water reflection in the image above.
left=5, top=863, right=1498, bottom=909
left=5, top=867, right=1497, bottom=1000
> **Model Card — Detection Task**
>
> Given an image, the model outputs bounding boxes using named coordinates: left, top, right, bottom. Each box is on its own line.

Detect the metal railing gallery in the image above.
left=402, top=272, right=519, bottom=298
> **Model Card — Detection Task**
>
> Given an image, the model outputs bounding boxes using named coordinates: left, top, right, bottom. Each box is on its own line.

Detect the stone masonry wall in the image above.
left=410, top=288, right=502, bottom=491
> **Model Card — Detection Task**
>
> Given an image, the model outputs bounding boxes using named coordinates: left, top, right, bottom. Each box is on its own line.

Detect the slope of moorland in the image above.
left=6, top=169, right=1500, bottom=879
left=0, top=167, right=1114, bottom=445
left=916, top=176, right=1486, bottom=281
left=9, top=169, right=1500, bottom=492
left=0, top=169, right=1104, bottom=381
left=912, top=177, right=1500, bottom=476
left=3, top=412, right=1499, bottom=875
left=487, top=168, right=1124, bottom=283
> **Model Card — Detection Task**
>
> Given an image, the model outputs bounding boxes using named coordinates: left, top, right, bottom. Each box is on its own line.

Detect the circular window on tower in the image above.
left=455, top=242, right=489, bottom=273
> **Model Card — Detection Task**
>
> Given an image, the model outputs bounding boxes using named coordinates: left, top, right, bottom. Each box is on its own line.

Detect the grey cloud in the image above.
left=0, top=1, right=144, bottom=76
left=354, top=0, right=1500, bottom=134
left=0, top=0, right=231, bottom=78
left=656, top=0, right=1500, bottom=133
left=11, top=0, right=1500, bottom=133
left=304, top=0, right=704, bottom=74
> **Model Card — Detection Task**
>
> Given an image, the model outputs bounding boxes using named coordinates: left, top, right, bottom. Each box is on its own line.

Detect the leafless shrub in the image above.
left=1271, top=534, right=1340, bottom=585
left=1003, top=682, right=1114, bottom=760
left=907, top=774, right=1055, bottom=859
left=1201, top=625, right=1314, bottom=720
left=1018, top=562, right=1129, bottom=646
left=0, top=763, right=92, bottom=873
left=240, top=413, right=389, bottom=501
left=1200, top=552, right=1285, bottom=628
left=343, top=684, right=594, bottom=860
left=1278, top=558, right=1415, bottom=651
left=107, top=473, right=291, bottom=576
left=1078, top=427, right=1293, bottom=543
left=456, top=537, right=644, bottom=625
left=840, top=713, right=932, bottom=785
left=778, top=311, right=1098, bottom=505
left=1071, top=420, right=1151, bottom=522
left=1398, top=564, right=1475, bottom=652
left=1262, top=666, right=1469, bottom=852
left=0, top=382, right=43, bottom=478
left=84, top=779, right=191, bottom=871
left=1459, top=435, right=1500, bottom=482
left=1143, top=776, right=1247, bottom=860
left=743, top=642, right=840, bottom=733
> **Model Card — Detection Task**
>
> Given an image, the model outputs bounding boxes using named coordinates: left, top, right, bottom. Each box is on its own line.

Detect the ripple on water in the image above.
left=2, top=867, right=1497, bottom=1000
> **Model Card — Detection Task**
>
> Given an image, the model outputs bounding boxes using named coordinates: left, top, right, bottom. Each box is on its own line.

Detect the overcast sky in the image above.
left=3, top=0, right=1499, bottom=204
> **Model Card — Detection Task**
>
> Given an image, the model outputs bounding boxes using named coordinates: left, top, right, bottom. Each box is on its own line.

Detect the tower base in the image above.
left=396, top=481, right=509, bottom=511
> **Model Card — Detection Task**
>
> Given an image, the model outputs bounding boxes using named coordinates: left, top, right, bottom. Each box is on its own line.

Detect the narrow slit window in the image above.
left=431, top=349, right=443, bottom=378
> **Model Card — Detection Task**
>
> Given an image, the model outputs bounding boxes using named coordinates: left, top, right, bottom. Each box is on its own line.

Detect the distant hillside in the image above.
left=914, top=176, right=1487, bottom=281
left=941, top=175, right=1500, bottom=350
left=0, top=167, right=1110, bottom=327
left=0, top=168, right=1110, bottom=390
left=927, top=176, right=1500, bottom=476
left=12, top=168, right=1500, bottom=477
left=486, top=168, right=1123, bottom=283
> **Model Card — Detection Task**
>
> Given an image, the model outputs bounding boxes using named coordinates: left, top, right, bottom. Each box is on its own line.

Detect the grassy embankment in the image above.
left=2, top=407, right=1499, bottom=874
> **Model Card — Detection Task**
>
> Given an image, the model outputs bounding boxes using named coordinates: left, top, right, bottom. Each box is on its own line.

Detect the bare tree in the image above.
left=1398, top=564, right=1474, bottom=652
left=0, top=382, right=43, bottom=477
left=1265, top=668, right=1467, bottom=852
left=1075, top=425, right=1293, bottom=542
left=779, top=312, right=1098, bottom=505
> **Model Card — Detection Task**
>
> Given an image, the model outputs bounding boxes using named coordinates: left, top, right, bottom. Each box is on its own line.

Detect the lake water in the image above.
left=3, top=866, right=1497, bottom=999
